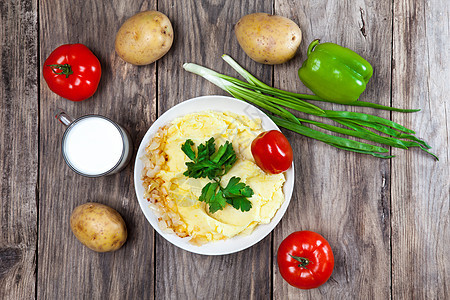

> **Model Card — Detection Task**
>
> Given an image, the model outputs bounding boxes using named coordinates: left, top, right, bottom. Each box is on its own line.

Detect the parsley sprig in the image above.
left=181, top=138, right=253, bottom=213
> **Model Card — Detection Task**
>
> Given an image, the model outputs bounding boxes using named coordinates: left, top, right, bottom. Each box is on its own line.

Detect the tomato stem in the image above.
left=47, top=64, right=73, bottom=78
left=289, top=254, right=310, bottom=269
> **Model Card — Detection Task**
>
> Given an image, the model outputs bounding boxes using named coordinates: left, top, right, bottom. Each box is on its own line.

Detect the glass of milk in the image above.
left=56, top=110, right=133, bottom=177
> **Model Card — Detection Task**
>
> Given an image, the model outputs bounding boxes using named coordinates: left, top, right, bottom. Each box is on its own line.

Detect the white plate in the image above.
left=134, top=95, right=294, bottom=255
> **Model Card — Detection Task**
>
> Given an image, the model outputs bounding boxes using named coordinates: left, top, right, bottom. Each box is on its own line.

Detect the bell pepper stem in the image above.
left=46, top=64, right=73, bottom=78
left=307, top=39, right=321, bottom=56
left=289, top=254, right=310, bottom=269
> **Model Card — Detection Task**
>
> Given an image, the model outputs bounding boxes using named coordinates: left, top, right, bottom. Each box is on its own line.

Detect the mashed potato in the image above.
left=142, top=111, right=285, bottom=244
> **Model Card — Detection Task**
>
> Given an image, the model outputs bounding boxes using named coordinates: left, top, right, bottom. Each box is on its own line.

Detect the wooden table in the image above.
left=1, top=0, right=448, bottom=299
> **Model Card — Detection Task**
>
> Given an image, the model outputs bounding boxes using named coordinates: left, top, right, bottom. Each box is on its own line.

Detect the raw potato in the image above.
left=235, top=13, right=302, bottom=64
left=70, top=203, right=127, bottom=252
left=115, top=10, right=173, bottom=65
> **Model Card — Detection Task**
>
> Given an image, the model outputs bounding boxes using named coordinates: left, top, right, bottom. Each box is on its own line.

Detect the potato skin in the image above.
left=70, top=203, right=127, bottom=252
left=235, top=13, right=302, bottom=65
left=115, top=10, right=173, bottom=65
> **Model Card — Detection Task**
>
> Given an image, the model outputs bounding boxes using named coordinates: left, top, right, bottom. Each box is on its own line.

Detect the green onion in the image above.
left=320, top=110, right=415, bottom=133
left=182, top=58, right=437, bottom=160
left=334, top=118, right=431, bottom=148
left=222, top=54, right=419, bottom=113
left=270, top=115, right=391, bottom=154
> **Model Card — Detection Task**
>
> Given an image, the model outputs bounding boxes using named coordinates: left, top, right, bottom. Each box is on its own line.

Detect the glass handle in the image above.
left=55, top=110, right=73, bottom=127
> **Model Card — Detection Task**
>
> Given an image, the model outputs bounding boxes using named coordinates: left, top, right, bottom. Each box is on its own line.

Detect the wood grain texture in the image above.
left=0, top=0, right=448, bottom=298
left=38, top=1, right=156, bottom=299
left=155, top=1, right=274, bottom=299
left=273, top=0, right=392, bottom=298
left=391, top=0, right=449, bottom=298
left=0, top=0, right=38, bottom=299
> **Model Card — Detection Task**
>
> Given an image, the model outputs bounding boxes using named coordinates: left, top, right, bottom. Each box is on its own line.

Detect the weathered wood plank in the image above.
left=155, top=1, right=274, bottom=299
left=38, top=1, right=156, bottom=299
left=391, top=0, right=449, bottom=298
left=0, top=0, right=38, bottom=299
left=273, top=1, right=392, bottom=298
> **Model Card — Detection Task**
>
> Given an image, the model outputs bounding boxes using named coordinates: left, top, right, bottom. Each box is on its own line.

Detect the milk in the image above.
left=63, top=117, right=125, bottom=176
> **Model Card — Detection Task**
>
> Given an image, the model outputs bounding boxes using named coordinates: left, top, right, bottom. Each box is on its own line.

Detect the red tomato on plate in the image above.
left=43, top=44, right=101, bottom=101
left=251, top=130, right=293, bottom=174
left=277, top=231, right=334, bottom=289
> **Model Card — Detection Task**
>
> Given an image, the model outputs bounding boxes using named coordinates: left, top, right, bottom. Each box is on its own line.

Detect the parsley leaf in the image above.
left=181, top=138, right=236, bottom=179
left=208, top=190, right=227, bottom=214
left=222, top=177, right=253, bottom=212
left=181, top=139, right=196, bottom=161
left=182, top=138, right=253, bottom=213
left=213, top=141, right=237, bottom=174
left=199, top=182, right=219, bottom=203
left=197, top=137, right=216, bottom=162
left=198, top=182, right=227, bottom=214
left=228, top=196, right=252, bottom=212
left=184, top=160, right=220, bottom=179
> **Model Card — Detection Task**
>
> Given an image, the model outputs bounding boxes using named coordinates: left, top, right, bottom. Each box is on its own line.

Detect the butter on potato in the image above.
left=235, top=13, right=302, bottom=64
left=70, top=203, right=127, bottom=252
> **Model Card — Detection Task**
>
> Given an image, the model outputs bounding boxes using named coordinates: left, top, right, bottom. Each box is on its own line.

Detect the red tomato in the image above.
left=43, top=44, right=101, bottom=101
left=251, top=130, right=293, bottom=174
left=277, top=231, right=334, bottom=289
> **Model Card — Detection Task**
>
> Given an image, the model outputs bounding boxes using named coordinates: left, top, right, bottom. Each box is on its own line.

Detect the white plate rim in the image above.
left=133, top=95, right=294, bottom=255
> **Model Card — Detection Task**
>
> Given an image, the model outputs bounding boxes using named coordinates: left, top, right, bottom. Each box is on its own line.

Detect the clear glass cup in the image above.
left=56, top=110, right=133, bottom=177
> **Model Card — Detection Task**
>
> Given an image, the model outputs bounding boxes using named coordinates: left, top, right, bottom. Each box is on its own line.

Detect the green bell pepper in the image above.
left=298, top=39, right=373, bottom=104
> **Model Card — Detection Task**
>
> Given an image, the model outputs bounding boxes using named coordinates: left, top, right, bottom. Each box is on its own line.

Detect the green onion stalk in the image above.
left=182, top=55, right=437, bottom=160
